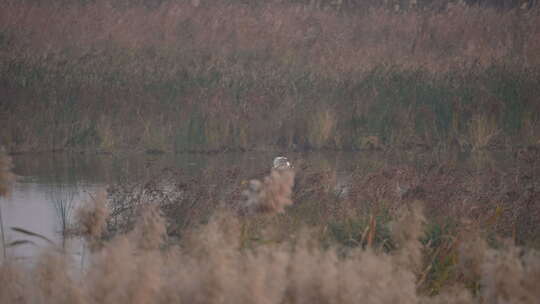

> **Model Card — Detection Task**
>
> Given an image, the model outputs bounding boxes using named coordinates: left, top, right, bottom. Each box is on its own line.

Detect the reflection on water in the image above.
left=1, top=152, right=251, bottom=260
left=0, top=150, right=516, bottom=260
left=47, top=182, right=77, bottom=247
left=0, top=182, right=89, bottom=260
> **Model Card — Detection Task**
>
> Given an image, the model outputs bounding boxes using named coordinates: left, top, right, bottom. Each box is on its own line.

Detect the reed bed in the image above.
left=1, top=183, right=540, bottom=303
left=1, top=1, right=540, bottom=152
left=0, top=149, right=15, bottom=198
left=1, top=145, right=540, bottom=302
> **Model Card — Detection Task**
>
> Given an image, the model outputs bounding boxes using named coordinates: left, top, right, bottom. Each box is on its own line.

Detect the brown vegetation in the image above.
left=1, top=191, right=540, bottom=303
left=1, top=1, right=540, bottom=152
left=1, top=147, right=540, bottom=302
left=1, top=0, right=540, bottom=301
left=0, top=148, right=15, bottom=197
left=0, top=148, right=15, bottom=260
left=242, top=168, right=295, bottom=214
left=102, top=150, right=540, bottom=247
left=76, top=190, right=110, bottom=249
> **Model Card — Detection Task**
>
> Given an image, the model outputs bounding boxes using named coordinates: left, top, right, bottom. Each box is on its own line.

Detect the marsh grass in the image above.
left=2, top=188, right=540, bottom=304
left=0, top=148, right=15, bottom=260
left=96, top=116, right=117, bottom=152
left=2, top=148, right=540, bottom=302
left=468, top=114, right=501, bottom=151
left=2, top=2, right=540, bottom=152
left=0, top=148, right=14, bottom=197
left=307, top=108, right=337, bottom=149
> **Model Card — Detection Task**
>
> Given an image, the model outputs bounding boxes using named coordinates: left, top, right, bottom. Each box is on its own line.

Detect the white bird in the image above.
left=273, top=156, right=292, bottom=170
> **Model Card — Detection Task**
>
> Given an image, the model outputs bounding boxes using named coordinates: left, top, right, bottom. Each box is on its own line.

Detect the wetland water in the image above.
left=1, top=152, right=228, bottom=260
left=0, top=149, right=514, bottom=260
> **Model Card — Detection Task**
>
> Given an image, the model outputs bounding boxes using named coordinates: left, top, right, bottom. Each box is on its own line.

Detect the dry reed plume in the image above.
left=2, top=196, right=540, bottom=303
left=391, top=202, right=426, bottom=272
left=129, top=204, right=167, bottom=251
left=76, top=190, right=110, bottom=249
left=242, top=169, right=295, bottom=214
left=1, top=146, right=539, bottom=303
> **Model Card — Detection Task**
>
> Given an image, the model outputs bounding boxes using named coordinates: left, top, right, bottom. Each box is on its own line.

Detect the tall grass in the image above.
left=0, top=148, right=14, bottom=198
left=0, top=148, right=15, bottom=260
left=1, top=1, right=540, bottom=152
left=1, top=146, right=540, bottom=302
left=1, top=191, right=540, bottom=303
left=468, top=114, right=501, bottom=151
